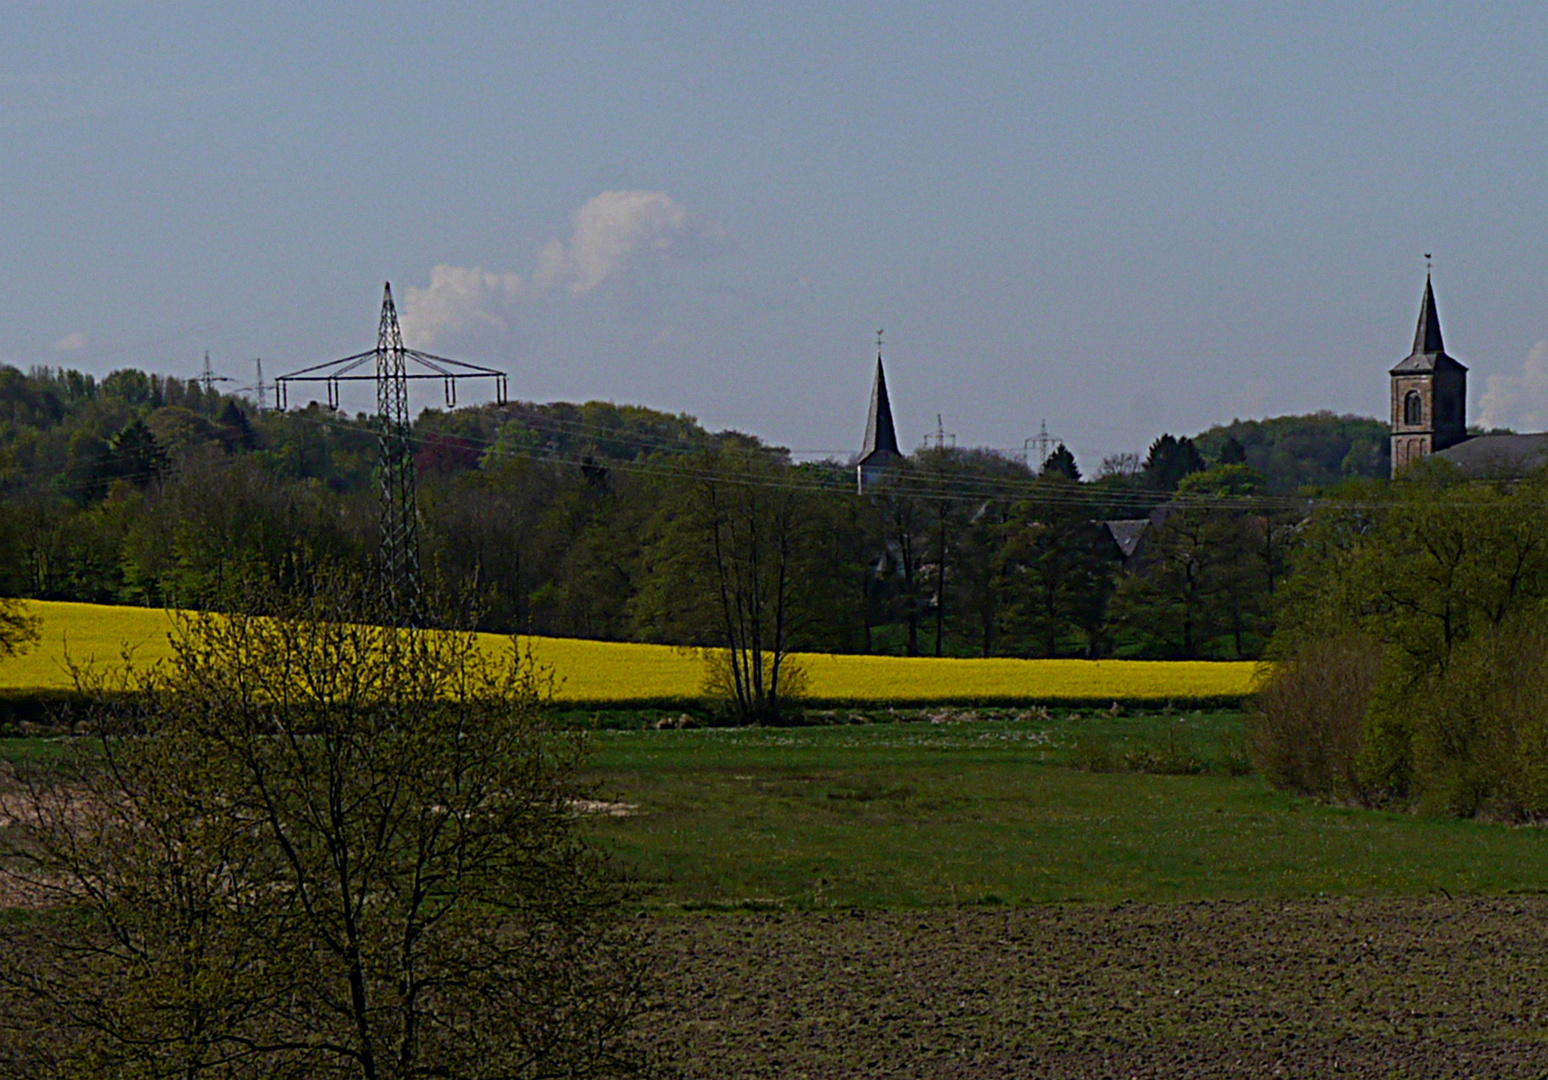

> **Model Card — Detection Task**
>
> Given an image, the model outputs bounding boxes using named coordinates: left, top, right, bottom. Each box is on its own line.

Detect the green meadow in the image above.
left=10, top=709, right=1548, bottom=909
left=582, top=711, right=1548, bottom=909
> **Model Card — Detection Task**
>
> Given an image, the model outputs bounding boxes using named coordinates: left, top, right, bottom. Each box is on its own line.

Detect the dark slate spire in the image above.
left=1390, top=274, right=1466, bottom=375
left=860, top=355, right=900, bottom=462
left=1412, top=274, right=1445, bottom=355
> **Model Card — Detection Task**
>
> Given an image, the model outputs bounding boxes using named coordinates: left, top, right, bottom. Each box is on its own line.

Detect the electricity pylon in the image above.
left=375, top=285, right=421, bottom=619
left=276, top=283, right=509, bottom=623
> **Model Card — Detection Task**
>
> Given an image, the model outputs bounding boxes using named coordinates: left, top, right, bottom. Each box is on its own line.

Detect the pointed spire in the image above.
left=1412, top=274, right=1445, bottom=355
left=1390, top=272, right=1466, bottom=376
left=860, top=354, right=900, bottom=461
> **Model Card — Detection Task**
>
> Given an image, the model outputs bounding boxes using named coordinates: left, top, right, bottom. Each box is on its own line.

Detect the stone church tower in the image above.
left=1390, top=275, right=1468, bottom=476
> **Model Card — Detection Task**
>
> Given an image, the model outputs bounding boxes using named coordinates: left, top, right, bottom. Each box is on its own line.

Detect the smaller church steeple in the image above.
left=1390, top=270, right=1469, bottom=476
left=1411, top=275, right=1446, bottom=356
left=857, top=331, right=902, bottom=493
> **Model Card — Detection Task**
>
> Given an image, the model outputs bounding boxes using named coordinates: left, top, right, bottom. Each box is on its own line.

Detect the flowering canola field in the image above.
left=1, top=601, right=1258, bottom=703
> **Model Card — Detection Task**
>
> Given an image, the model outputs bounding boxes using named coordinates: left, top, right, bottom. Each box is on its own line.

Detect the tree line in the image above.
left=1, top=364, right=1379, bottom=673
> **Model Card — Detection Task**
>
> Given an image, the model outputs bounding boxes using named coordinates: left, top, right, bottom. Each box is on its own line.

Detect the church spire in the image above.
left=857, top=331, right=901, bottom=493
left=1412, top=274, right=1445, bottom=355
left=861, top=354, right=900, bottom=460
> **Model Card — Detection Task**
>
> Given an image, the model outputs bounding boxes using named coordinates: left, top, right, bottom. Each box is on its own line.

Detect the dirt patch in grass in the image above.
left=640, top=898, right=1548, bottom=1078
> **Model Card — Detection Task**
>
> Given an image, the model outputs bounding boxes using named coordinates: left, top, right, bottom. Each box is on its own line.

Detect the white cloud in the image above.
left=1480, top=340, right=1548, bottom=432
left=400, top=190, right=718, bottom=346
left=51, top=331, right=89, bottom=352
left=400, top=265, right=529, bottom=345
left=556, top=190, right=700, bottom=295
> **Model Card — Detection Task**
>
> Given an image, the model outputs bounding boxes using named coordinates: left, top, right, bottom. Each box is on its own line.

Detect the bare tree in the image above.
left=635, top=450, right=812, bottom=722
left=0, top=573, right=650, bottom=1079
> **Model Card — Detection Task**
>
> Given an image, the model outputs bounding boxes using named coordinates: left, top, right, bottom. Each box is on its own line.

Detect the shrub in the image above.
left=1410, top=610, right=1548, bottom=820
left=1249, top=634, right=1384, bottom=801
left=0, top=572, right=651, bottom=1079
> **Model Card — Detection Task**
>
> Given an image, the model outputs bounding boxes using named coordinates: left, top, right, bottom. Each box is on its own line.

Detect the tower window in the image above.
left=1404, top=390, right=1423, bottom=426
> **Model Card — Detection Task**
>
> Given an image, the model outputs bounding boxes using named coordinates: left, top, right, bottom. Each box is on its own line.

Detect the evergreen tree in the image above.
left=1142, top=434, right=1206, bottom=492
left=1041, top=443, right=1081, bottom=481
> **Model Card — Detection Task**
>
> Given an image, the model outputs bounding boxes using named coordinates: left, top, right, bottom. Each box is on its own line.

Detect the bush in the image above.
left=0, top=597, right=39, bottom=660
left=1410, top=610, right=1548, bottom=820
left=1249, top=634, right=1384, bottom=801
left=0, top=572, right=652, bottom=1079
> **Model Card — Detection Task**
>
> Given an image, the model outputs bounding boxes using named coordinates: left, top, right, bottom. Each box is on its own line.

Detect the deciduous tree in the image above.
left=0, top=573, right=650, bottom=1078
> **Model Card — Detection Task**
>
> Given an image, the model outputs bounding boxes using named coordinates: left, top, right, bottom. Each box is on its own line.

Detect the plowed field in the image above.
left=640, top=899, right=1548, bottom=1078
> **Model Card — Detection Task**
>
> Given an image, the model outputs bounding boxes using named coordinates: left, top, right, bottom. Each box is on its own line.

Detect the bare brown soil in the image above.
left=641, top=899, right=1548, bottom=1078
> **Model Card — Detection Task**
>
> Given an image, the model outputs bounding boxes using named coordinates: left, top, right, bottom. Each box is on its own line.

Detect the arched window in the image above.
left=1404, top=390, right=1423, bottom=426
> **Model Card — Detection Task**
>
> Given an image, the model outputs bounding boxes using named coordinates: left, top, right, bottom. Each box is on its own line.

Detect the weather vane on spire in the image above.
left=876, top=328, right=884, bottom=358
left=1425, top=252, right=1433, bottom=275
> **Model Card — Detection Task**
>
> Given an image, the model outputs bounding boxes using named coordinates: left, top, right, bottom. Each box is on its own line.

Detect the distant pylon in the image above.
left=198, top=351, right=233, bottom=395
left=1035, top=420, right=1053, bottom=467
left=375, top=283, right=422, bottom=621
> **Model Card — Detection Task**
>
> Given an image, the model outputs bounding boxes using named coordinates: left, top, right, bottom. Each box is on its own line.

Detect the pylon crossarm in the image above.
left=274, top=350, right=378, bottom=378
left=402, top=349, right=507, bottom=377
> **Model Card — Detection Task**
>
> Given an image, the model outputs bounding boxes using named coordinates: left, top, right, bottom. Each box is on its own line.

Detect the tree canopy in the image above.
left=0, top=362, right=1379, bottom=661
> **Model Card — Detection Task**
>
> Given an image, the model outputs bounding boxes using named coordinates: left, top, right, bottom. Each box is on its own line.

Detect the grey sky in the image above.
left=5, top=3, right=1548, bottom=469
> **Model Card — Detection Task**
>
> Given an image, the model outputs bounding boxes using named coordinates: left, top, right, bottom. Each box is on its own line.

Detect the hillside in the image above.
left=1191, top=412, right=1388, bottom=494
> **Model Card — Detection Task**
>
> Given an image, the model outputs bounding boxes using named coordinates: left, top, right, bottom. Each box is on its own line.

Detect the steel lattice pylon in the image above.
left=375, top=285, right=421, bottom=618
left=275, top=282, right=509, bottom=623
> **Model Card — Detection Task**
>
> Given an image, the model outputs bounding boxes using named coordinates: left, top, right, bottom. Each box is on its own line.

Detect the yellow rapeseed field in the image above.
left=2, top=600, right=1259, bottom=703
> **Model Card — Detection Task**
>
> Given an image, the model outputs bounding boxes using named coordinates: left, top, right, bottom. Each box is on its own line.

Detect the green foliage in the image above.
left=1265, top=471, right=1548, bottom=816
left=632, top=449, right=821, bottom=722
left=0, top=361, right=1302, bottom=661
left=1407, top=609, right=1548, bottom=819
left=1040, top=443, right=1080, bottom=481
left=1194, top=412, right=1390, bottom=494
left=1276, top=472, right=1548, bottom=676
left=102, top=417, right=168, bottom=489
left=1176, top=462, right=1262, bottom=497
left=0, top=571, right=649, bottom=1078
left=1249, top=633, right=1384, bottom=800
left=1142, top=433, right=1206, bottom=492
left=0, top=598, right=39, bottom=660
left=1107, top=481, right=1288, bottom=659
left=997, top=475, right=1119, bottom=657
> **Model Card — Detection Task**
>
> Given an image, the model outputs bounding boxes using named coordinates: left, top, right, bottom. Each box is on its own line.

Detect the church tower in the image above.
left=1389, top=275, right=1468, bottom=476
left=856, top=340, right=902, bottom=494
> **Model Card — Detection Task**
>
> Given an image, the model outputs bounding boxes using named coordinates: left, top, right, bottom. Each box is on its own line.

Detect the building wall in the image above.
left=1390, top=368, right=1468, bottom=476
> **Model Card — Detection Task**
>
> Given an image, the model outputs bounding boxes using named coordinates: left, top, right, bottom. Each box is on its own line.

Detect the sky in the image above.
left=5, top=2, right=1548, bottom=470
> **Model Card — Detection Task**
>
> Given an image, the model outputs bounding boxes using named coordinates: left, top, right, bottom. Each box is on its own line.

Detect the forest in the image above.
left=0, top=363, right=1391, bottom=662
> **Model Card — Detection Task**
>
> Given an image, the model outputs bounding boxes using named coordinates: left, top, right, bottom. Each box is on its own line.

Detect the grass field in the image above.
left=583, top=712, right=1548, bottom=908
left=9, top=699, right=1548, bottom=1074
left=1, top=600, right=1258, bottom=704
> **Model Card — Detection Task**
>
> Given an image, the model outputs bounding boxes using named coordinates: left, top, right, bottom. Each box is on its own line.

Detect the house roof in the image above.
left=1431, top=433, right=1548, bottom=477
left=1104, top=519, right=1151, bottom=559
